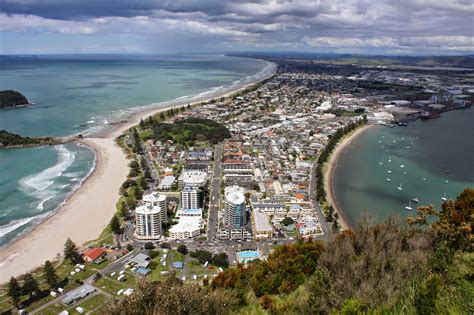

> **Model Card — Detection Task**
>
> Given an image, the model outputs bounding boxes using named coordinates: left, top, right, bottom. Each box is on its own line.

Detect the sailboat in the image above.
left=397, top=183, right=403, bottom=191
left=405, top=201, right=413, bottom=210
left=441, top=193, right=447, bottom=201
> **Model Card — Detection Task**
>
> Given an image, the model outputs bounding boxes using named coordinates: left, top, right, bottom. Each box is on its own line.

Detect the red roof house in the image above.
left=83, top=247, right=107, bottom=263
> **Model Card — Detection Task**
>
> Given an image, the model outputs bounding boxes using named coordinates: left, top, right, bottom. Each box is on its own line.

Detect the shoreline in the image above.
left=324, top=125, right=373, bottom=230
left=0, top=60, right=277, bottom=283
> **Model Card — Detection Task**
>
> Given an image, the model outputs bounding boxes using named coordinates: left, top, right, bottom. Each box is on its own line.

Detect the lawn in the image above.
left=149, top=253, right=171, bottom=282
left=36, top=301, right=67, bottom=315
left=73, top=293, right=110, bottom=314
left=94, top=277, right=129, bottom=296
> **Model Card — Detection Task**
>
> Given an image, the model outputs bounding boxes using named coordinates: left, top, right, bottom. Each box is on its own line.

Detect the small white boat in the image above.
left=405, top=201, right=413, bottom=210
left=379, top=159, right=383, bottom=165
left=397, top=183, right=403, bottom=191
left=387, top=170, right=392, bottom=174
left=378, top=140, right=382, bottom=143
left=388, top=156, right=392, bottom=163
left=403, top=171, right=407, bottom=175
left=422, top=178, right=427, bottom=181
left=386, top=178, right=391, bottom=182
left=400, top=165, right=405, bottom=168
left=412, top=198, right=419, bottom=203
left=441, top=193, right=447, bottom=201
left=445, top=180, right=449, bottom=183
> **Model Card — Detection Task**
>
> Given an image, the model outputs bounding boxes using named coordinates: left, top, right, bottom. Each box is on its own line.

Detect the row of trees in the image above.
left=314, top=117, right=367, bottom=228
left=7, top=238, right=83, bottom=308
left=7, top=260, right=59, bottom=309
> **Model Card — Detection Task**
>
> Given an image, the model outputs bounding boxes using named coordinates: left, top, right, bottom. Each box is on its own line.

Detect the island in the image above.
left=0, top=90, right=29, bottom=108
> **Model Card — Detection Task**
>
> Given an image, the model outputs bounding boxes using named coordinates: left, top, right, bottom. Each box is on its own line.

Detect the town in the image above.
left=2, top=59, right=472, bottom=314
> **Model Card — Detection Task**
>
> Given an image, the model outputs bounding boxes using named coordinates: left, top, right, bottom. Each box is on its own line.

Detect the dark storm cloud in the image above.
left=1, top=0, right=472, bottom=54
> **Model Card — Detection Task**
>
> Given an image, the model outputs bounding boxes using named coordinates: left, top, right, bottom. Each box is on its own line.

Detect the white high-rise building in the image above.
left=135, top=192, right=167, bottom=239
left=224, top=185, right=247, bottom=228
left=181, top=186, right=203, bottom=210
left=142, top=192, right=167, bottom=221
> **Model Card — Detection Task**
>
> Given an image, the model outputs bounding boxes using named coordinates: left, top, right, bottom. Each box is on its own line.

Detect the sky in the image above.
left=0, top=0, right=473, bottom=55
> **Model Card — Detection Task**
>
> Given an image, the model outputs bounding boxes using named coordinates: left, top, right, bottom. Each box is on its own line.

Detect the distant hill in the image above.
left=0, top=90, right=29, bottom=108
left=229, top=52, right=474, bottom=69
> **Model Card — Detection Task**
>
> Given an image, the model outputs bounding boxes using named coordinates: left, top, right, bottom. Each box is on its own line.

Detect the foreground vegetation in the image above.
left=105, top=188, right=472, bottom=315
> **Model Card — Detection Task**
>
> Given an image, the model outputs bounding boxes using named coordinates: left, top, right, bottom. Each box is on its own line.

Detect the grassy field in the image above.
left=94, top=276, right=131, bottom=296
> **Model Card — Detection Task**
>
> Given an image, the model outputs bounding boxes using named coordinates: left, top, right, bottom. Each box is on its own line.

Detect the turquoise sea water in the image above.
left=333, top=109, right=474, bottom=226
left=0, top=55, right=271, bottom=245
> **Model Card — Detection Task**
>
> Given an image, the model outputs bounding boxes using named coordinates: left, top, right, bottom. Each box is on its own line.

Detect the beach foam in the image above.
left=0, top=215, right=43, bottom=239
left=19, top=145, right=76, bottom=194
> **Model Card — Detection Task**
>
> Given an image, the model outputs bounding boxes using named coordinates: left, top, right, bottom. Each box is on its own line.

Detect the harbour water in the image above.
left=0, top=55, right=271, bottom=245
left=333, top=109, right=474, bottom=226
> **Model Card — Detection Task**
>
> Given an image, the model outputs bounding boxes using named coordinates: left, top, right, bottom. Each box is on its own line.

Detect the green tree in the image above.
left=64, top=237, right=82, bottom=263
left=177, top=244, right=188, bottom=255
left=414, top=275, right=441, bottom=315
left=281, top=217, right=295, bottom=226
left=212, top=253, right=228, bottom=268
left=7, top=277, right=21, bottom=308
left=118, top=200, right=128, bottom=218
left=22, top=273, right=40, bottom=298
left=307, top=268, right=332, bottom=314
left=144, top=242, right=155, bottom=250
left=110, top=215, right=121, bottom=235
left=44, top=260, right=59, bottom=289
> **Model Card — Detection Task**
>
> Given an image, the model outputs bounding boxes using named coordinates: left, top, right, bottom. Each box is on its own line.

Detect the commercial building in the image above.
left=224, top=185, right=247, bottom=228
left=178, top=170, right=208, bottom=189
left=181, top=186, right=203, bottom=210
left=60, top=284, right=96, bottom=305
left=169, top=216, right=202, bottom=239
left=252, top=210, right=273, bottom=239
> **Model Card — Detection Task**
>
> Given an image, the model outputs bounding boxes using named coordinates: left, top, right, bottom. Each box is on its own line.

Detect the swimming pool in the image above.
left=237, top=250, right=261, bottom=264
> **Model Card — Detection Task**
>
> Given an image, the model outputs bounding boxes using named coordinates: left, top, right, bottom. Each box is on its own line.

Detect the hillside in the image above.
left=105, top=188, right=473, bottom=314
left=0, top=90, right=29, bottom=108
left=0, top=130, right=55, bottom=147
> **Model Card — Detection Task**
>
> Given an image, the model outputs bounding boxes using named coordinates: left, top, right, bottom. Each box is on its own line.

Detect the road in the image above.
left=207, top=144, right=223, bottom=241
left=309, top=162, right=330, bottom=240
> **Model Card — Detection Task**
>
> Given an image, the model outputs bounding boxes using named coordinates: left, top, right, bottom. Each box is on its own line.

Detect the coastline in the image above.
left=0, top=61, right=277, bottom=283
left=324, top=125, right=373, bottom=230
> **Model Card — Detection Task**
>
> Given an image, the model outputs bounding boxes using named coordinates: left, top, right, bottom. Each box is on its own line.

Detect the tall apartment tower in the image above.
left=135, top=192, right=167, bottom=239
left=224, top=185, right=247, bottom=228
left=181, top=186, right=203, bottom=210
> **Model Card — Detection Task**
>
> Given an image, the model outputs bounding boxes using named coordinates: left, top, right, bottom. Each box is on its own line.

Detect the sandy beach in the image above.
left=324, top=125, right=372, bottom=231
left=0, top=62, right=276, bottom=283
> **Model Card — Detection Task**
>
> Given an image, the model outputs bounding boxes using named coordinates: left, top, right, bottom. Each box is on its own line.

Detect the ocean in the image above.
left=0, top=54, right=272, bottom=246
left=333, top=108, right=474, bottom=226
